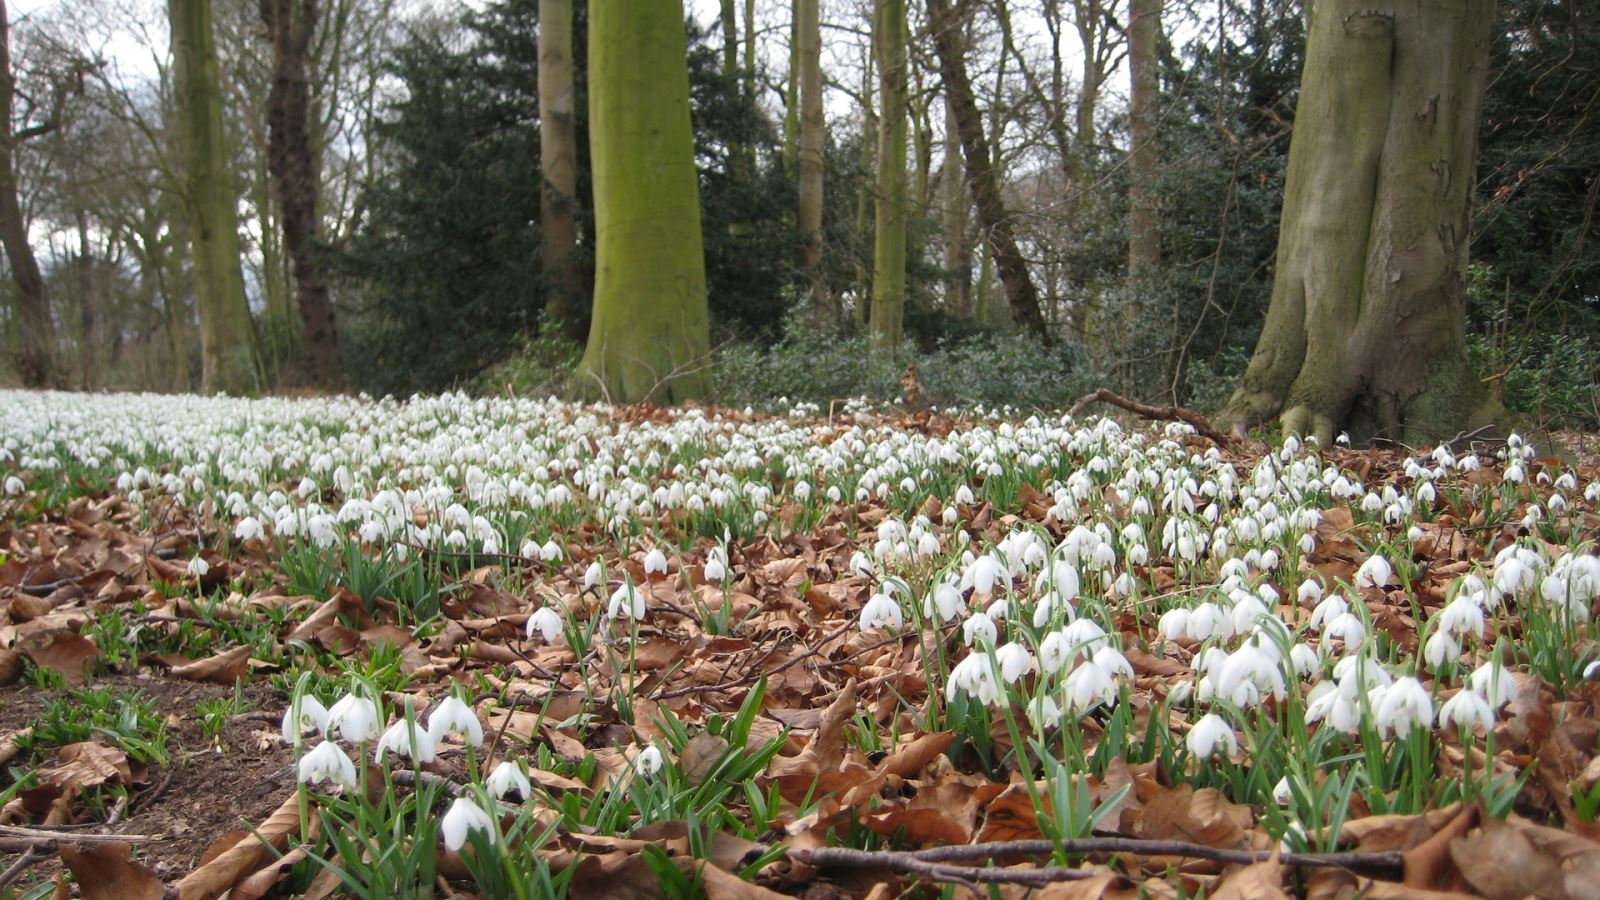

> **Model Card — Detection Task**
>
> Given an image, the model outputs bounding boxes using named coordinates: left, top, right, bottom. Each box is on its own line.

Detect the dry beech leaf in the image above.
left=1210, top=859, right=1288, bottom=900
left=59, top=842, right=161, bottom=900
left=0, top=648, right=23, bottom=685
left=176, top=793, right=307, bottom=900
left=679, top=731, right=730, bottom=787
left=22, top=630, right=101, bottom=683
left=171, top=644, right=253, bottom=684
left=41, top=742, right=132, bottom=791
left=1449, top=817, right=1566, bottom=900
left=0, top=727, right=31, bottom=767
left=232, top=846, right=309, bottom=900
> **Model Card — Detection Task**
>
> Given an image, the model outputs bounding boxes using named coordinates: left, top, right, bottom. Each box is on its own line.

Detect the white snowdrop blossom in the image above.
left=643, top=547, right=668, bottom=576
left=234, top=516, right=264, bottom=542
left=946, top=653, right=1003, bottom=706
left=1355, top=555, right=1392, bottom=590
left=633, top=745, right=664, bottom=777
left=607, top=581, right=646, bottom=620
left=1376, top=677, right=1433, bottom=733
left=441, top=796, right=495, bottom=852
left=995, top=642, right=1034, bottom=683
left=375, top=718, right=436, bottom=764
left=282, top=695, right=329, bottom=745
left=186, top=556, right=210, bottom=578
left=1186, top=713, right=1237, bottom=758
left=1439, top=689, right=1495, bottom=733
left=1064, top=659, right=1117, bottom=711
left=428, top=695, right=484, bottom=747
left=326, top=693, right=382, bottom=743
left=298, top=740, right=358, bottom=789
left=859, top=593, right=903, bottom=631
left=962, top=612, right=999, bottom=648
left=487, top=760, right=532, bottom=800
left=2, top=475, right=23, bottom=496
left=526, top=606, right=564, bottom=643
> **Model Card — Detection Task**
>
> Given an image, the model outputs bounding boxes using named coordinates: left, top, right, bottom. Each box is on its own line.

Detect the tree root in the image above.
left=1069, top=388, right=1236, bottom=448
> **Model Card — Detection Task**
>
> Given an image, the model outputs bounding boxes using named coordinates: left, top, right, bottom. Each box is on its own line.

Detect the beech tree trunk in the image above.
left=262, top=0, right=339, bottom=389
left=796, top=0, right=828, bottom=320
left=1126, top=0, right=1160, bottom=277
left=1220, top=0, right=1500, bottom=445
left=172, top=0, right=258, bottom=394
left=538, top=0, right=582, bottom=341
left=0, top=0, right=56, bottom=388
left=927, top=0, right=1050, bottom=342
left=870, top=0, right=908, bottom=352
left=576, top=0, right=711, bottom=404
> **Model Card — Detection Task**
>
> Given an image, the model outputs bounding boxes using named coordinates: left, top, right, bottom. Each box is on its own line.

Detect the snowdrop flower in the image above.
left=539, top=540, right=564, bottom=562
left=1186, top=713, right=1237, bottom=758
left=441, top=796, right=495, bottom=852
left=946, top=653, right=1002, bottom=706
left=487, top=760, right=532, bottom=801
left=859, top=593, right=903, bottom=631
left=2, top=475, right=22, bottom=496
left=1504, top=462, right=1525, bottom=484
left=1355, top=555, right=1392, bottom=590
left=298, top=740, right=358, bottom=789
left=583, top=561, right=603, bottom=590
left=969, top=555, right=1005, bottom=595
left=1308, top=594, right=1348, bottom=630
left=1157, top=608, right=1190, bottom=641
left=1037, top=630, right=1075, bottom=674
left=1469, top=659, right=1516, bottom=707
left=1297, top=579, right=1323, bottom=605
left=1423, top=630, right=1461, bottom=669
left=1064, top=659, right=1116, bottom=711
left=995, top=642, right=1033, bottom=683
left=848, top=550, right=873, bottom=578
left=428, top=695, right=484, bottom=747
left=923, top=582, right=964, bottom=622
left=1305, top=681, right=1360, bottom=734
left=1273, top=776, right=1294, bottom=806
left=1028, top=693, right=1062, bottom=732
left=234, top=516, right=264, bottom=542
left=375, top=718, right=436, bottom=764
left=1376, top=677, right=1433, bottom=732
left=186, top=556, right=210, bottom=578
left=1439, top=689, right=1494, bottom=733
left=282, top=695, right=329, bottom=745
left=633, top=745, right=664, bottom=777
left=702, top=550, right=727, bottom=583
left=1185, top=602, right=1232, bottom=642
left=1324, top=611, right=1367, bottom=646
left=526, top=607, right=563, bottom=643
left=326, top=693, right=382, bottom=743
left=962, top=612, right=999, bottom=648
left=607, top=581, right=646, bottom=620
left=643, top=547, right=668, bottom=576
left=1289, top=644, right=1322, bottom=679
left=1437, top=596, right=1485, bottom=640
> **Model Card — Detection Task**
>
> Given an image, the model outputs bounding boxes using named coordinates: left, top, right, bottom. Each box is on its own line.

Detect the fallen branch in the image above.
left=0, top=824, right=155, bottom=852
left=1069, top=388, right=1235, bottom=448
left=0, top=847, right=45, bottom=891
left=788, top=837, right=1404, bottom=885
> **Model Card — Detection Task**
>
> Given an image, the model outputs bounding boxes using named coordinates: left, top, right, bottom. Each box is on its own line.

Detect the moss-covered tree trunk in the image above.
left=1125, top=0, right=1160, bottom=277
left=576, top=0, right=711, bottom=404
left=1220, top=0, right=1500, bottom=445
left=538, top=0, right=582, bottom=341
left=853, top=42, right=875, bottom=327
left=172, top=0, right=258, bottom=394
left=0, top=0, right=57, bottom=388
left=797, top=0, right=828, bottom=321
left=870, top=0, right=908, bottom=352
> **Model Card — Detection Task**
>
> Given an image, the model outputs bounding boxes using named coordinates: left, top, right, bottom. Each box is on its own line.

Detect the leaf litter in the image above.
left=0, top=394, right=1597, bottom=897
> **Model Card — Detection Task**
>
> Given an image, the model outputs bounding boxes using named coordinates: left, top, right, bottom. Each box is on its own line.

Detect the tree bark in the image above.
left=941, top=89, right=970, bottom=317
left=1220, top=0, right=1501, bottom=445
left=796, top=0, right=828, bottom=321
left=870, top=0, right=908, bottom=352
left=927, top=0, right=1050, bottom=342
left=172, top=0, right=258, bottom=394
left=538, top=0, right=582, bottom=341
left=1126, top=0, right=1160, bottom=277
left=576, top=0, right=711, bottom=404
left=782, top=0, right=801, bottom=179
left=262, top=0, right=339, bottom=389
left=0, top=0, right=57, bottom=388
left=853, top=41, right=875, bottom=327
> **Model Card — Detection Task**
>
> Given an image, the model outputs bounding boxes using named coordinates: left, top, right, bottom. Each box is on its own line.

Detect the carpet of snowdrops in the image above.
left=3, top=388, right=1600, bottom=897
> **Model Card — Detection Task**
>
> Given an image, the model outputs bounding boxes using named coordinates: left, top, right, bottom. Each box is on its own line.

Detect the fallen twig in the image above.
left=1069, top=388, right=1235, bottom=448
left=0, top=846, right=45, bottom=891
left=0, top=824, right=155, bottom=852
left=788, top=837, right=1405, bottom=885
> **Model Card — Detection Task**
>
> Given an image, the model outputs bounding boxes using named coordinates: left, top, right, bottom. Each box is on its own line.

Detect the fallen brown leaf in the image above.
left=171, top=644, right=253, bottom=684
left=59, top=843, right=161, bottom=900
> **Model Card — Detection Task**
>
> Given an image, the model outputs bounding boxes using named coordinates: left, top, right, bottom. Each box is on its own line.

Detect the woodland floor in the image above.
left=1, top=401, right=1599, bottom=899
